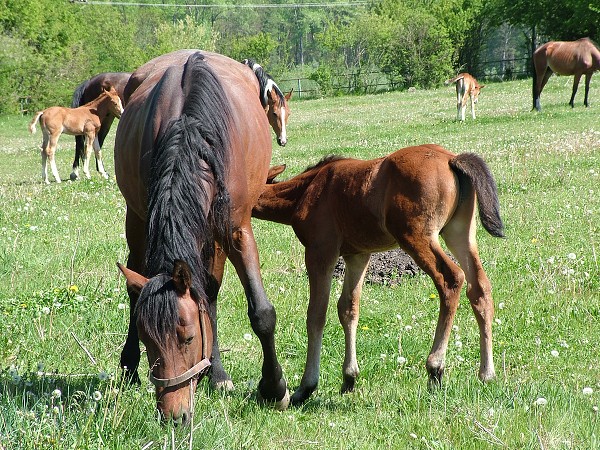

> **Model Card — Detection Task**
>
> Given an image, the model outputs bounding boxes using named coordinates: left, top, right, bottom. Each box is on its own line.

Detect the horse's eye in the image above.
left=184, top=336, right=194, bottom=346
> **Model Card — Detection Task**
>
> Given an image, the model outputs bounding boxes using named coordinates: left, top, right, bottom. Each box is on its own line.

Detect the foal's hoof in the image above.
left=341, top=374, right=356, bottom=394
left=427, top=367, right=444, bottom=391
left=257, top=388, right=290, bottom=411
left=69, top=172, right=79, bottom=181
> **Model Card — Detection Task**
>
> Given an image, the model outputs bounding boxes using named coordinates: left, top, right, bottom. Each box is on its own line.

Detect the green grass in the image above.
left=0, top=77, right=599, bottom=449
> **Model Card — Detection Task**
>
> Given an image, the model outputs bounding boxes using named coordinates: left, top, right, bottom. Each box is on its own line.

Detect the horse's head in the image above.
left=118, top=260, right=212, bottom=425
left=472, top=82, right=485, bottom=104
left=266, top=87, right=292, bottom=147
left=104, top=87, right=124, bottom=118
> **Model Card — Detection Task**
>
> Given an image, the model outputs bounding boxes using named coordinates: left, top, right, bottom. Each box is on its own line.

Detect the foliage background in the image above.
left=1, top=0, right=598, bottom=113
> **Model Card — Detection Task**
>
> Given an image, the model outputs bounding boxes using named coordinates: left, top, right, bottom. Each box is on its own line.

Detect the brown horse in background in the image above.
left=29, top=87, right=123, bottom=184
left=253, top=144, right=504, bottom=405
left=70, top=72, right=130, bottom=180
left=114, top=50, right=289, bottom=423
left=533, top=38, right=600, bottom=111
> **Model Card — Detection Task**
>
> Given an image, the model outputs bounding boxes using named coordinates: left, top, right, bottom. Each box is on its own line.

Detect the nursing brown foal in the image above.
left=253, top=144, right=505, bottom=405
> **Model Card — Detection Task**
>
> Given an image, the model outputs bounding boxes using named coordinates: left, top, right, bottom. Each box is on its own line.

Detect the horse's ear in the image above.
left=267, top=164, right=286, bottom=183
left=285, top=89, right=293, bottom=101
left=117, top=262, right=148, bottom=294
left=172, top=259, right=193, bottom=295
left=480, top=85, right=486, bottom=89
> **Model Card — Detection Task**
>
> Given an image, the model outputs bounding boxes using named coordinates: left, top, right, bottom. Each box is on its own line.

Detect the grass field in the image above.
left=0, top=77, right=599, bottom=449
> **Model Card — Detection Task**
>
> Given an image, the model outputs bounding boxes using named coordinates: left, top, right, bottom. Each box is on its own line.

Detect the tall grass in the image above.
left=0, top=77, right=598, bottom=449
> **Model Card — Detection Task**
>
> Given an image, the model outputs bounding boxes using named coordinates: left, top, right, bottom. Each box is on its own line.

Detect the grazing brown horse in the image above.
left=29, top=88, right=124, bottom=184
left=242, top=59, right=293, bottom=147
left=253, top=144, right=505, bottom=405
left=114, top=51, right=289, bottom=423
left=445, top=73, right=484, bottom=121
left=70, top=72, right=130, bottom=180
left=533, top=38, right=600, bottom=111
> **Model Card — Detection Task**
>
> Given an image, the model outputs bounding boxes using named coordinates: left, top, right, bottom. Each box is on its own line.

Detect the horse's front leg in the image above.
left=41, top=132, right=50, bottom=184
left=291, top=247, right=337, bottom=406
left=227, top=223, right=289, bottom=410
left=82, top=129, right=95, bottom=179
left=337, top=253, right=370, bottom=394
left=206, top=244, right=234, bottom=391
left=119, top=210, right=146, bottom=385
left=470, top=95, right=476, bottom=120
left=92, top=137, right=109, bottom=179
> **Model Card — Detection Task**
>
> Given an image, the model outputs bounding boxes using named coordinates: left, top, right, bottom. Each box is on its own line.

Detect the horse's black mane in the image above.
left=140, top=52, right=233, bottom=347
left=242, top=58, right=285, bottom=108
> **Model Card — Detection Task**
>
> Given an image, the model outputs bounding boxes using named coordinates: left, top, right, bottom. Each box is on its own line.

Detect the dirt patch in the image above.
left=333, top=248, right=421, bottom=285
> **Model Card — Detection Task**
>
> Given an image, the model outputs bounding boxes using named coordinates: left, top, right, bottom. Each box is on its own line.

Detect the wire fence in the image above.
left=276, top=57, right=532, bottom=99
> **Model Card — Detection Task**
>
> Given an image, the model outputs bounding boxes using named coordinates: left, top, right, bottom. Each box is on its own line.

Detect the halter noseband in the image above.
left=148, top=304, right=212, bottom=388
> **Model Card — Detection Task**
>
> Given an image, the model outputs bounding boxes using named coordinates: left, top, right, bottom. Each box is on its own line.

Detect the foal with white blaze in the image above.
left=242, top=59, right=292, bottom=147
left=445, top=73, right=484, bottom=121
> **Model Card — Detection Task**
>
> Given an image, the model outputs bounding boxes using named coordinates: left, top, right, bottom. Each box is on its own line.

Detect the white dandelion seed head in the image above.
left=583, top=387, right=594, bottom=396
left=397, top=356, right=407, bottom=365
left=51, top=389, right=62, bottom=399
left=567, top=253, right=576, bottom=260
left=243, top=333, right=253, bottom=341
left=551, top=350, right=559, bottom=357
left=93, top=391, right=102, bottom=401
left=533, top=397, right=548, bottom=406
left=117, top=303, right=127, bottom=310
left=404, top=325, right=412, bottom=331
left=498, top=302, right=505, bottom=310
left=455, top=340, right=463, bottom=349
left=97, top=371, right=109, bottom=381
left=41, top=306, right=50, bottom=315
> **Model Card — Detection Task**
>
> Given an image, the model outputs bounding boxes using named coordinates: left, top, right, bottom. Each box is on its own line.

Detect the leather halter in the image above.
left=148, top=305, right=212, bottom=389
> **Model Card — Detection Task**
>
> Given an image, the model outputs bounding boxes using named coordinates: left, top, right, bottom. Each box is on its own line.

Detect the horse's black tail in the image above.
left=449, top=153, right=505, bottom=238
left=146, top=52, right=232, bottom=284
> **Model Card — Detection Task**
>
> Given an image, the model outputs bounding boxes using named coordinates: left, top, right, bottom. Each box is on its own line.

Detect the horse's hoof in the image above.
left=102, top=173, right=109, bottom=180
left=257, top=388, right=290, bottom=411
left=340, top=374, right=356, bottom=394
left=69, top=173, right=79, bottom=181
left=479, top=370, right=496, bottom=383
left=427, top=367, right=444, bottom=391
left=210, top=379, right=235, bottom=391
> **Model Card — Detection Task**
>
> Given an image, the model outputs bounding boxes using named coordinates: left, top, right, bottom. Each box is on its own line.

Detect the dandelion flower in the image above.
left=551, top=350, right=559, bottom=357
left=92, top=391, right=102, bottom=401
left=41, top=307, right=50, bottom=315
left=397, top=356, right=407, bottom=365
left=567, top=253, right=576, bottom=260
left=533, top=397, right=548, bottom=406
left=243, top=333, right=253, bottom=341
left=69, top=285, right=78, bottom=293
left=51, top=389, right=62, bottom=399
left=583, top=387, right=594, bottom=396
left=97, top=371, right=109, bottom=381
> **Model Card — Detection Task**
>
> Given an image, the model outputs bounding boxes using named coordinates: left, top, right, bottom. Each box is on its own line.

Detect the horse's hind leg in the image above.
left=82, top=130, right=95, bottom=179
left=442, top=208, right=496, bottom=381
left=41, top=132, right=50, bottom=183
left=584, top=73, right=592, bottom=107
left=569, top=73, right=582, bottom=108
left=399, top=235, right=464, bottom=388
left=227, top=223, right=289, bottom=409
left=337, top=252, right=370, bottom=394
left=46, top=134, right=62, bottom=183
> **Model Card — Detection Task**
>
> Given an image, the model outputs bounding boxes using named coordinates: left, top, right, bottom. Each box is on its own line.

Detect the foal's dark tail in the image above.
left=450, top=153, right=505, bottom=238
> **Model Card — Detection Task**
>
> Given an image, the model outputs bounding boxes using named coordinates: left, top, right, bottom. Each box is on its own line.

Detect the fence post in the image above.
left=297, top=78, right=302, bottom=98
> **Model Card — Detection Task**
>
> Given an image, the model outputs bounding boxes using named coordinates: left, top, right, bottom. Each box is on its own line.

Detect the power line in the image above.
left=71, top=0, right=367, bottom=8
